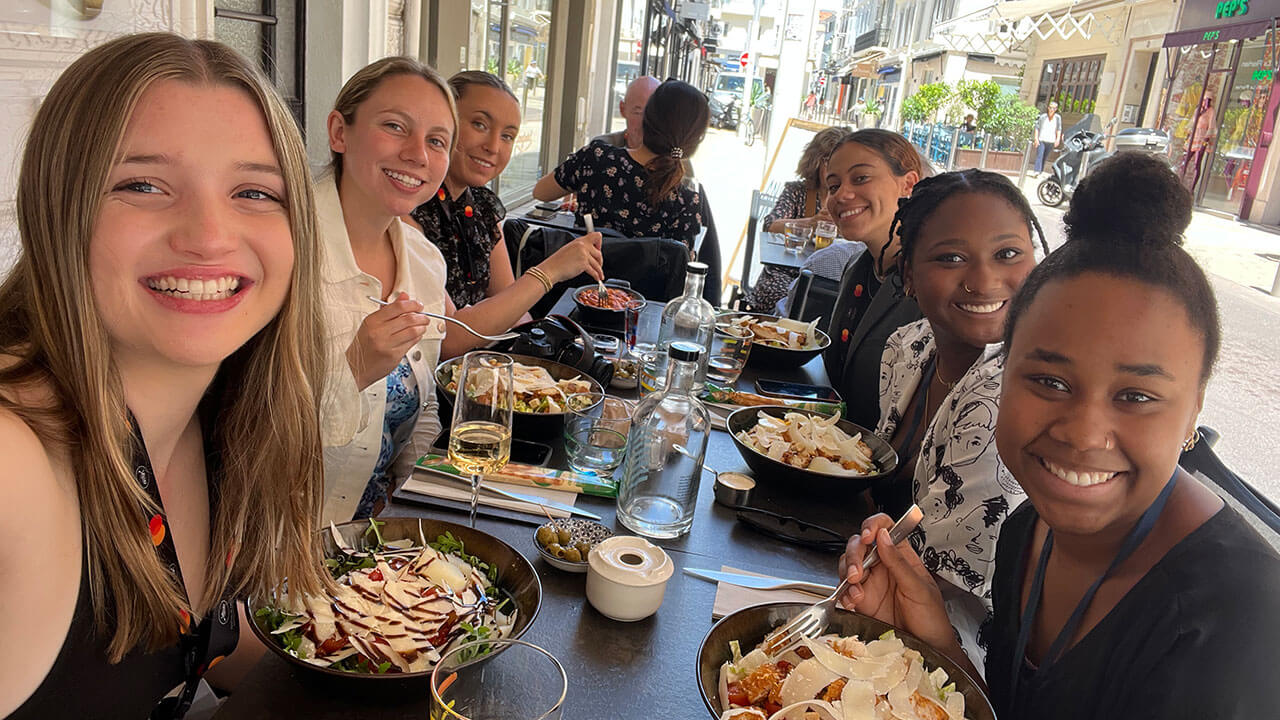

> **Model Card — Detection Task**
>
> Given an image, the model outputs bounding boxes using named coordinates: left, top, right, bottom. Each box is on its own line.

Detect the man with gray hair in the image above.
left=589, top=74, right=695, bottom=184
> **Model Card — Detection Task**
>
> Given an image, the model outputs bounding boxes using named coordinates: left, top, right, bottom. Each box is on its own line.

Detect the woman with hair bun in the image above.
left=838, top=152, right=1280, bottom=719
left=534, top=78, right=708, bottom=248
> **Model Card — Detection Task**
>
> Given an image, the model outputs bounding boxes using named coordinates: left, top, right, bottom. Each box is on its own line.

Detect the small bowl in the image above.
left=533, top=518, right=614, bottom=573
left=727, top=405, right=897, bottom=500
left=717, top=311, right=831, bottom=371
left=585, top=535, right=674, bottom=622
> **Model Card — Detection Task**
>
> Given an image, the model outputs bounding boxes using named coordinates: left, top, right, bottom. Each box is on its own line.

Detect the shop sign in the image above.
left=1214, top=0, right=1249, bottom=19
left=1178, top=0, right=1280, bottom=30
left=1254, top=69, right=1275, bottom=81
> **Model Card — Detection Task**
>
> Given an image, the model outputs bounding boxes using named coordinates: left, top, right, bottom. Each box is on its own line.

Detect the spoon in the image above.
left=365, top=296, right=521, bottom=342
left=585, top=213, right=607, bottom=303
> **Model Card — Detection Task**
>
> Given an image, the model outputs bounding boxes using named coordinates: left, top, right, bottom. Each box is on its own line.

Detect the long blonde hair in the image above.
left=329, top=56, right=458, bottom=182
left=0, top=32, right=328, bottom=661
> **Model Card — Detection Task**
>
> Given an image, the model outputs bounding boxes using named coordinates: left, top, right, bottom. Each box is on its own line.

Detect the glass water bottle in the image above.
left=617, top=342, right=711, bottom=539
left=657, top=261, right=716, bottom=392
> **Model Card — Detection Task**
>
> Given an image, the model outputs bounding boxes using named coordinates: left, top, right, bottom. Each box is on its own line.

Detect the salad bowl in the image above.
left=436, top=352, right=604, bottom=440
left=716, top=312, right=831, bottom=371
left=248, top=517, right=542, bottom=685
left=697, top=602, right=995, bottom=720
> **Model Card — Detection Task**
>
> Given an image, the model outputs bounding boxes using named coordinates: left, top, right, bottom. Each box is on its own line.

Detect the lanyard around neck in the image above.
left=1009, top=472, right=1178, bottom=704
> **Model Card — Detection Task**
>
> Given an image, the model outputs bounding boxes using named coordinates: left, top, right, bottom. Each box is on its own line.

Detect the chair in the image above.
left=1181, top=425, right=1280, bottom=538
left=694, top=184, right=723, bottom=305
left=787, top=269, right=842, bottom=324
left=729, top=189, right=778, bottom=309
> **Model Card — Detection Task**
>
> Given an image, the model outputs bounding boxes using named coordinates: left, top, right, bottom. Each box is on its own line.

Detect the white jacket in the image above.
left=316, top=173, right=448, bottom=524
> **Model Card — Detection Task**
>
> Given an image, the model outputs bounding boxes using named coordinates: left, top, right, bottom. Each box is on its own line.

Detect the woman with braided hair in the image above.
left=862, top=169, right=1050, bottom=671
left=534, top=79, right=708, bottom=248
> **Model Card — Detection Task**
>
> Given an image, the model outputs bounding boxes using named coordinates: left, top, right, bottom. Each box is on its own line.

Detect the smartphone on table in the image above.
left=754, top=379, right=841, bottom=403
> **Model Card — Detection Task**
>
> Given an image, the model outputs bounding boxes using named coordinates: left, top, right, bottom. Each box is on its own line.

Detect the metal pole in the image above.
left=948, top=126, right=960, bottom=170
left=1018, top=139, right=1033, bottom=188
left=979, top=131, right=990, bottom=170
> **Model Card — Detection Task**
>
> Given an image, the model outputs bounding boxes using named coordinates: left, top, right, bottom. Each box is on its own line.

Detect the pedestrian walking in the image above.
left=1034, top=100, right=1062, bottom=174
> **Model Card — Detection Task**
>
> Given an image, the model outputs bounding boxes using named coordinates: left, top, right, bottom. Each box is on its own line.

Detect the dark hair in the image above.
left=889, top=169, right=1049, bottom=277
left=640, top=79, right=709, bottom=205
left=450, top=69, right=517, bottom=103
left=796, top=126, right=851, bottom=190
left=1003, top=152, right=1219, bottom=379
left=826, top=128, right=925, bottom=179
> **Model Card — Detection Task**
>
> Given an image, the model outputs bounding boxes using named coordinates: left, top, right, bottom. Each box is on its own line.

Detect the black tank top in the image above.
left=9, top=409, right=238, bottom=719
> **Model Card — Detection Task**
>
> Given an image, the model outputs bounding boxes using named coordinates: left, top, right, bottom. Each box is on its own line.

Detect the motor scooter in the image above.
left=709, top=95, right=740, bottom=130
left=1037, top=116, right=1171, bottom=207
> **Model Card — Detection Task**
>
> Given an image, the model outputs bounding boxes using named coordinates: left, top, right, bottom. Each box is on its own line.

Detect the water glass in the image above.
left=783, top=220, right=810, bottom=252
left=707, top=324, right=753, bottom=385
left=430, top=639, right=566, bottom=720
left=564, top=392, right=632, bottom=475
left=813, top=220, right=837, bottom=249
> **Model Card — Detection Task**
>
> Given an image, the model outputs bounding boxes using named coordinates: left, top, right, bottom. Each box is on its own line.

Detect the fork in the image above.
left=365, top=296, right=521, bottom=342
left=583, top=213, right=608, bottom=303
left=763, top=504, right=924, bottom=657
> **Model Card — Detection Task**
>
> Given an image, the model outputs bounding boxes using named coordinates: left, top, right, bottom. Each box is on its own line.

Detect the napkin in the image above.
left=711, top=565, right=830, bottom=620
left=400, top=473, right=577, bottom=518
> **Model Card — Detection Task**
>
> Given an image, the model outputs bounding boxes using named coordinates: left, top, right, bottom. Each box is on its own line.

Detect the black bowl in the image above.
left=571, top=282, right=646, bottom=330
left=435, top=353, right=603, bottom=440
left=697, top=602, right=995, bottom=720
left=718, top=312, right=831, bottom=371
left=248, top=517, right=542, bottom=683
left=727, top=405, right=897, bottom=499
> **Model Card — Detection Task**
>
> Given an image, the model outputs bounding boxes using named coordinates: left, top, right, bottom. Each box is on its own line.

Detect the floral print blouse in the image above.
left=411, top=185, right=506, bottom=308
left=552, top=142, right=703, bottom=248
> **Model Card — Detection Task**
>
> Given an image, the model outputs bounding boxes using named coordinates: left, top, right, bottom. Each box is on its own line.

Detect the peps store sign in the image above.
left=1179, top=0, right=1280, bottom=28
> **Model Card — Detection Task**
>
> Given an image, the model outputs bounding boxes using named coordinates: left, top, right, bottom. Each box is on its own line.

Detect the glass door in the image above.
left=1201, top=34, right=1274, bottom=214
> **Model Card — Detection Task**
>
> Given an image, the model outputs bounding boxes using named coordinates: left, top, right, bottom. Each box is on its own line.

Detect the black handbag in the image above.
left=1179, top=426, right=1280, bottom=534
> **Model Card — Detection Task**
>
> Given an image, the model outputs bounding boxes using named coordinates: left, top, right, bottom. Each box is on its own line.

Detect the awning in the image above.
left=1163, top=19, right=1271, bottom=48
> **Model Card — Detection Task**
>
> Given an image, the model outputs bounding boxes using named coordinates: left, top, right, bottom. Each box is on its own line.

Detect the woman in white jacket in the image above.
left=318, top=57, right=457, bottom=522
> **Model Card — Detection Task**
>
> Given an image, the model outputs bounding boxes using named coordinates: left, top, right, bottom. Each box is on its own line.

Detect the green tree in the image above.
left=900, top=82, right=952, bottom=123
left=952, top=79, right=1002, bottom=130
left=986, top=93, right=1040, bottom=146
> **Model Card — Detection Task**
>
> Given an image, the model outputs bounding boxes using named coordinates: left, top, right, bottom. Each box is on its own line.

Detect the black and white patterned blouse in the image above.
left=876, top=318, right=1025, bottom=668
left=552, top=142, right=703, bottom=248
left=410, top=185, right=505, bottom=308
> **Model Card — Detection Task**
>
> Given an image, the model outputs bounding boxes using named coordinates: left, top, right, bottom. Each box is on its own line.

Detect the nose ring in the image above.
left=1104, top=436, right=1113, bottom=450
left=963, top=283, right=974, bottom=293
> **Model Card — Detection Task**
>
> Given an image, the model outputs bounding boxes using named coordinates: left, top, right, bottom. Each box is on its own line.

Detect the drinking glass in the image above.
left=707, top=324, right=754, bottom=385
left=813, top=220, right=837, bottom=249
left=783, top=220, right=810, bottom=253
left=564, top=392, right=632, bottom=476
left=448, top=352, right=514, bottom=528
left=430, top=639, right=567, bottom=720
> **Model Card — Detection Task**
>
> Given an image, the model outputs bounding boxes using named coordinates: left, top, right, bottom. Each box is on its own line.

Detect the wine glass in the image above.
left=448, top=352, right=514, bottom=527
left=430, top=639, right=566, bottom=720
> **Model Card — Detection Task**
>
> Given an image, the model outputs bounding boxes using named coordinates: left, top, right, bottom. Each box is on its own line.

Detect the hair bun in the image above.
left=1063, top=153, right=1191, bottom=247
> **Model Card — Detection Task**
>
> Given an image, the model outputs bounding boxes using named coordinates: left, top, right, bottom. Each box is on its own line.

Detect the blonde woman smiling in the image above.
left=0, top=34, right=327, bottom=718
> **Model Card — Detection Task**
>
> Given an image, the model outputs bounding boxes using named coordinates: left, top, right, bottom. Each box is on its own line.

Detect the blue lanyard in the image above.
left=1009, top=472, right=1178, bottom=709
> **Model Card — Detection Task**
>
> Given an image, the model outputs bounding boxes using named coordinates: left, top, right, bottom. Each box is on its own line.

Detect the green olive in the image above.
left=556, top=527, right=573, bottom=545
left=575, top=542, right=592, bottom=558
left=545, top=542, right=563, bottom=557
left=536, top=526, right=556, bottom=547
left=561, top=547, right=583, bottom=563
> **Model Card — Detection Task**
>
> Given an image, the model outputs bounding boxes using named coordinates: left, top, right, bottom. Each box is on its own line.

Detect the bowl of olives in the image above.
left=533, top=518, right=614, bottom=573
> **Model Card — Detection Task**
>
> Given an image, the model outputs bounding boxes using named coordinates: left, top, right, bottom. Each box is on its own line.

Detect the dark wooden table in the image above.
left=214, top=295, right=870, bottom=720
left=757, top=231, right=815, bottom=270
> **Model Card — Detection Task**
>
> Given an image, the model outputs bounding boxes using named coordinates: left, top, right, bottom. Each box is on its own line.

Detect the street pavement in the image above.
left=703, top=128, right=1280, bottom=504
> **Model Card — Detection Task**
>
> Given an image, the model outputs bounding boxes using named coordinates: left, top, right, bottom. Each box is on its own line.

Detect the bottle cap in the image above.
left=685, top=261, right=709, bottom=275
left=669, top=341, right=701, bottom=363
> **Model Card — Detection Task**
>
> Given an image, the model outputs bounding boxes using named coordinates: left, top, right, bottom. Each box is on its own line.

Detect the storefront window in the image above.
left=1202, top=36, right=1275, bottom=213
left=611, top=0, right=646, bottom=135
left=467, top=0, right=554, bottom=203
left=1035, top=53, right=1105, bottom=123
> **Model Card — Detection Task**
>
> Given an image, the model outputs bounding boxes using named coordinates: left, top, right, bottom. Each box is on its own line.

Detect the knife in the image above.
left=683, top=568, right=836, bottom=595
left=416, top=467, right=602, bottom=521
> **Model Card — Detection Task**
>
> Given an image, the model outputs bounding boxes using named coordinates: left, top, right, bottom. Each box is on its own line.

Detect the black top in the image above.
left=410, top=185, right=506, bottom=308
left=986, top=500, right=1280, bottom=720
left=552, top=142, right=703, bottom=247
left=824, top=255, right=922, bottom=428
left=10, top=411, right=238, bottom=720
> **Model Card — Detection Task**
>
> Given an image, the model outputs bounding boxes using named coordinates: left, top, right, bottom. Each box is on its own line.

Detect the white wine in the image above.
left=448, top=420, right=512, bottom=475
